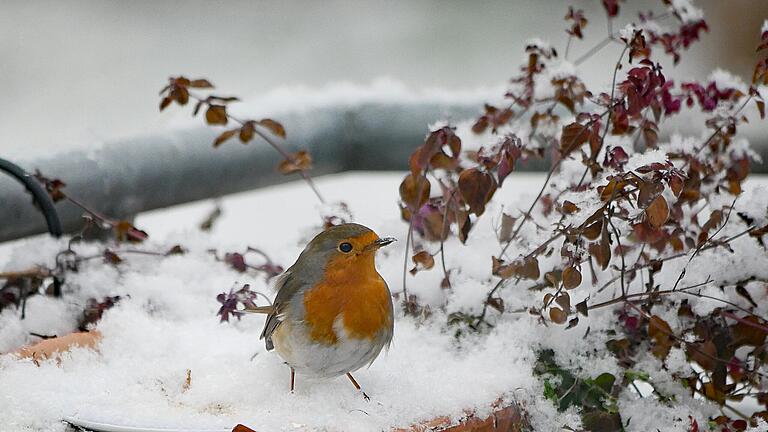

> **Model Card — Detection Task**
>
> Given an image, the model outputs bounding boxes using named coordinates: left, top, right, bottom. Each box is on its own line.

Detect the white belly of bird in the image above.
left=271, top=315, right=386, bottom=378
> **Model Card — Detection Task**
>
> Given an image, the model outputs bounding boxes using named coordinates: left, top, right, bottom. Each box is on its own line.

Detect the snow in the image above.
left=524, top=38, right=552, bottom=51
left=1, top=171, right=767, bottom=431
left=166, top=78, right=504, bottom=132
left=0, top=174, right=544, bottom=432
left=619, top=24, right=638, bottom=41
left=709, top=68, right=748, bottom=94
left=669, top=0, right=705, bottom=24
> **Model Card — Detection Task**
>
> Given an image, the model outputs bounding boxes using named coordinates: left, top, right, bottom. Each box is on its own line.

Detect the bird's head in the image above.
left=293, top=223, right=395, bottom=277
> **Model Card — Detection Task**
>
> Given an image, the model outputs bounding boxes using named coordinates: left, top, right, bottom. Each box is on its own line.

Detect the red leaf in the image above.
left=602, top=0, right=619, bottom=17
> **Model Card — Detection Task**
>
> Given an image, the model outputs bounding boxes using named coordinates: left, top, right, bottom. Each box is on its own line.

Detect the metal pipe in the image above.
left=0, top=102, right=480, bottom=242
left=0, top=158, right=63, bottom=238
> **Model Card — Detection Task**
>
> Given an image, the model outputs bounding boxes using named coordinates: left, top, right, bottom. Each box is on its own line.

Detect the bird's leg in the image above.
left=290, top=367, right=295, bottom=393
left=346, top=372, right=370, bottom=401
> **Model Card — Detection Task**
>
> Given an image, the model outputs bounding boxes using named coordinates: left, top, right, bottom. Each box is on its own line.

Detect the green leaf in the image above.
left=543, top=379, right=558, bottom=402
left=594, top=373, right=616, bottom=393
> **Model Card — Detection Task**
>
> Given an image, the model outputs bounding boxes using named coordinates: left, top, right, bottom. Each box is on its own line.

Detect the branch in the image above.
left=0, top=267, right=51, bottom=280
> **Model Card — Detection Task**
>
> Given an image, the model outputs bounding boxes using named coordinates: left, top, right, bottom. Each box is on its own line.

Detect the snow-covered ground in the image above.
left=0, top=172, right=767, bottom=431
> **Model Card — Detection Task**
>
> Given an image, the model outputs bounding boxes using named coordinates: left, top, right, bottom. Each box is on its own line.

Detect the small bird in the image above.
left=246, top=223, right=395, bottom=399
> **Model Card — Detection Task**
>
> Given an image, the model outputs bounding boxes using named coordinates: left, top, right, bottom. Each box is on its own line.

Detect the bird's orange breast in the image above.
left=303, top=240, right=392, bottom=345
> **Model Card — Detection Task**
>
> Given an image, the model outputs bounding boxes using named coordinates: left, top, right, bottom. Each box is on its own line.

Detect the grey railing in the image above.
left=0, top=102, right=484, bottom=242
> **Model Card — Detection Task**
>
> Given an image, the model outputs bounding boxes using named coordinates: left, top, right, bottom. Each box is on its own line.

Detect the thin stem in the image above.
left=607, top=213, right=627, bottom=297
left=594, top=226, right=755, bottom=295
left=576, top=43, right=629, bottom=188
left=439, top=192, right=455, bottom=290
left=681, top=95, right=752, bottom=172
left=499, top=104, right=617, bottom=259
left=587, top=278, right=712, bottom=311
left=0, top=267, right=51, bottom=279
left=721, top=310, right=768, bottom=333
left=472, top=278, right=506, bottom=329
left=574, top=36, right=614, bottom=66
left=190, top=93, right=326, bottom=204
left=401, top=222, right=414, bottom=304
left=672, top=199, right=737, bottom=291
left=251, top=128, right=325, bottom=203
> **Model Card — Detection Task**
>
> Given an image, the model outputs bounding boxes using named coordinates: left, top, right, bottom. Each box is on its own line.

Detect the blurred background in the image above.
left=1, top=0, right=766, bottom=161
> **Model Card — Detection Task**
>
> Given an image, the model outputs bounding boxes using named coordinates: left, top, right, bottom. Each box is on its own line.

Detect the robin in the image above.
left=246, top=223, right=395, bottom=400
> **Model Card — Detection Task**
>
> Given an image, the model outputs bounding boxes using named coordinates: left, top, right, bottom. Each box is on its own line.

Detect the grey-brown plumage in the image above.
left=260, top=223, right=388, bottom=351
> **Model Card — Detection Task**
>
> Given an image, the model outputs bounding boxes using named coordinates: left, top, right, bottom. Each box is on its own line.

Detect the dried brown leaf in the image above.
left=562, top=266, right=582, bottom=289
left=458, top=168, right=497, bottom=216
left=549, top=307, right=567, bottom=324
left=239, top=122, right=255, bottom=143
left=277, top=150, right=313, bottom=174
left=213, top=129, right=238, bottom=147
left=399, top=174, right=430, bottom=210
left=205, top=105, right=228, bottom=125
left=646, top=195, right=670, bottom=228
left=560, top=122, right=590, bottom=156
left=259, top=119, right=286, bottom=138
left=189, top=79, right=214, bottom=89
left=499, top=213, right=516, bottom=242
left=409, top=251, right=435, bottom=275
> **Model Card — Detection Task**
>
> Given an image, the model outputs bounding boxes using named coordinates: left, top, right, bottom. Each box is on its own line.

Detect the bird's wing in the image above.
left=260, top=268, right=304, bottom=350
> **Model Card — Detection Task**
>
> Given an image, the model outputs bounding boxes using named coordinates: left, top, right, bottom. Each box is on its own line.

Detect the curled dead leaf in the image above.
left=410, top=251, right=435, bottom=275
left=498, top=213, right=517, bottom=242
left=239, top=121, right=255, bottom=143
left=189, top=79, right=214, bottom=88
left=277, top=151, right=313, bottom=174
left=562, top=201, right=580, bottom=214
left=213, top=129, right=238, bottom=147
left=259, top=119, right=286, bottom=138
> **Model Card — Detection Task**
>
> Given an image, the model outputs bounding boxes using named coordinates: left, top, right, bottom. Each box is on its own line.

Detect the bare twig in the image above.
left=187, top=92, right=326, bottom=204
left=0, top=267, right=52, bottom=280
left=439, top=192, right=456, bottom=290
left=672, top=199, right=737, bottom=291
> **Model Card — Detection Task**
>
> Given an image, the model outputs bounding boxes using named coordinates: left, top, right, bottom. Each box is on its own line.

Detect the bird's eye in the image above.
left=338, top=242, right=353, bottom=253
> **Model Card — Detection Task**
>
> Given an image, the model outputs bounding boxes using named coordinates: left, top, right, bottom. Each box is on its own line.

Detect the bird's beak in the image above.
left=368, top=237, right=396, bottom=250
